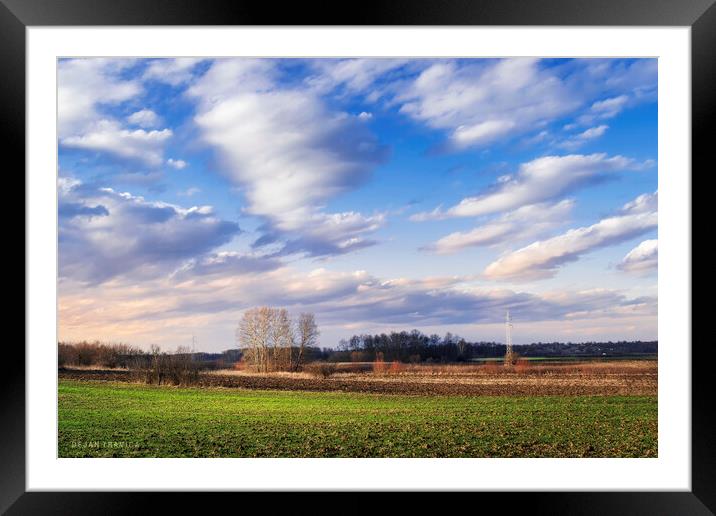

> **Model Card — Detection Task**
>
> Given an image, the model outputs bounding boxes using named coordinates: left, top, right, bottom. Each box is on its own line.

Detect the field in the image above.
left=59, top=381, right=656, bottom=458
left=58, top=359, right=657, bottom=458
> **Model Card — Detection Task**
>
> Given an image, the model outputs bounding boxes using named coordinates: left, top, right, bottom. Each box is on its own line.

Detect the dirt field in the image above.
left=59, top=359, right=657, bottom=396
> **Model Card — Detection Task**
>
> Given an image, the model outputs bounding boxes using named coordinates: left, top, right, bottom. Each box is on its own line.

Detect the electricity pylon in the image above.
left=504, top=310, right=514, bottom=366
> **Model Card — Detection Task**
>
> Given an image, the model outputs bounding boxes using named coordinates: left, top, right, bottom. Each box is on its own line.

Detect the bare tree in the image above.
left=238, top=307, right=318, bottom=372
left=294, top=312, right=319, bottom=371
left=149, top=344, right=163, bottom=384
left=238, top=307, right=273, bottom=372
left=272, top=308, right=294, bottom=371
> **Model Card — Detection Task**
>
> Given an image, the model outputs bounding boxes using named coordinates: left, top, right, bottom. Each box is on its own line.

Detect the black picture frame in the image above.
left=4, top=0, right=710, bottom=512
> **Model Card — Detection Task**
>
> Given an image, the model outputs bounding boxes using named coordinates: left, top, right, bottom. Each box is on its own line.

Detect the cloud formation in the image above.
left=306, top=58, right=410, bottom=97
left=483, top=191, right=658, bottom=281
left=172, top=252, right=282, bottom=279
left=425, top=200, right=574, bottom=254
left=59, top=178, right=240, bottom=283
left=59, top=261, right=656, bottom=348
left=58, top=58, right=141, bottom=138
left=167, top=158, right=188, bottom=170
left=618, top=239, right=658, bottom=274
left=557, top=125, right=609, bottom=150
left=58, top=59, right=175, bottom=168
left=395, top=59, right=578, bottom=149
left=127, top=109, right=161, bottom=128
left=412, top=153, right=647, bottom=221
left=189, top=59, right=390, bottom=258
left=143, top=58, right=206, bottom=86
left=56, top=58, right=658, bottom=349
left=62, top=120, right=172, bottom=166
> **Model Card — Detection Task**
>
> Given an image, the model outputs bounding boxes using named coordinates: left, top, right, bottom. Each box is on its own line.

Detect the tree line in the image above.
left=331, top=330, right=658, bottom=363
left=58, top=326, right=657, bottom=372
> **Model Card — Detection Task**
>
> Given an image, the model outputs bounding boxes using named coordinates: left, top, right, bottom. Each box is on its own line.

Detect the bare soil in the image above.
left=59, top=360, right=656, bottom=396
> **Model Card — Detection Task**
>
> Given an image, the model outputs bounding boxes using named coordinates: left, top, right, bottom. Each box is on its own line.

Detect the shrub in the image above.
left=514, top=358, right=530, bottom=373
left=373, top=352, right=387, bottom=375
left=388, top=361, right=404, bottom=374
left=305, top=362, right=337, bottom=378
left=482, top=361, right=501, bottom=374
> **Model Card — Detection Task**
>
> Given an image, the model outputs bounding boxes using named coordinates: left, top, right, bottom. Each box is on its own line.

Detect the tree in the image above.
left=237, top=307, right=318, bottom=372
left=272, top=308, right=294, bottom=371
left=295, top=312, right=319, bottom=371
left=238, top=307, right=274, bottom=372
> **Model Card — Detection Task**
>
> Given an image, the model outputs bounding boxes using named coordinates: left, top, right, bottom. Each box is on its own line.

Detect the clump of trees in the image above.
left=237, top=307, right=319, bottom=372
left=331, top=330, right=658, bottom=364
left=129, top=345, right=201, bottom=386
left=58, top=341, right=142, bottom=368
left=58, top=342, right=214, bottom=385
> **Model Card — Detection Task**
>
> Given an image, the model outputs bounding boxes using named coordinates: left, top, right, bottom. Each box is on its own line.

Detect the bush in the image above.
left=482, top=361, right=501, bottom=374
left=388, top=361, right=404, bottom=374
left=373, top=352, right=387, bottom=375
left=305, top=362, right=337, bottom=378
left=514, top=358, right=530, bottom=373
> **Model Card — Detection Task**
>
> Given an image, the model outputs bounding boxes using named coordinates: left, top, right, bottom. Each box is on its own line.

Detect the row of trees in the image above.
left=334, top=330, right=658, bottom=363
left=59, top=322, right=657, bottom=374
left=237, top=307, right=319, bottom=372
left=59, top=342, right=207, bottom=385
left=58, top=341, right=143, bottom=368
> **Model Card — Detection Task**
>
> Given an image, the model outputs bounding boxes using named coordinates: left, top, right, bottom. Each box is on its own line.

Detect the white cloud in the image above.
left=622, top=190, right=658, bottom=214
left=143, top=58, right=205, bottom=86
left=272, top=211, right=386, bottom=257
left=557, top=125, right=609, bottom=150
left=61, top=119, right=172, bottom=166
left=171, top=251, right=282, bottom=279
left=386, top=58, right=657, bottom=151
left=619, top=239, right=658, bottom=274
left=167, top=158, right=188, bottom=170
left=59, top=260, right=656, bottom=348
left=58, top=58, right=141, bottom=138
left=396, top=59, right=578, bottom=149
left=412, top=153, right=647, bottom=221
left=483, top=191, right=658, bottom=281
left=59, top=179, right=240, bottom=283
left=189, top=59, right=389, bottom=258
left=305, top=58, right=409, bottom=97
left=452, top=119, right=516, bottom=147
left=127, top=108, right=160, bottom=128
left=178, top=187, right=200, bottom=197
left=58, top=59, right=173, bottom=167
left=590, top=95, right=629, bottom=119
left=425, top=200, right=574, bottom=254
left=187, top=58, right=275, bottom=102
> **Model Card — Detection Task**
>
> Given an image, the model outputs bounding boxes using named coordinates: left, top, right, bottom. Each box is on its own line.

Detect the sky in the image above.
left=57, top=58, right=658, bottom=352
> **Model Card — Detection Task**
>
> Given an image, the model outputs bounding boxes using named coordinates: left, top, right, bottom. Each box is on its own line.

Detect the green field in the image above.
left=58, top=380, right=657, bottom=458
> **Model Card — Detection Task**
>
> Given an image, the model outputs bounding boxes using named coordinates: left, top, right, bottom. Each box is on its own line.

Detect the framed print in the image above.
left=5, top=0, right=712, bottom=511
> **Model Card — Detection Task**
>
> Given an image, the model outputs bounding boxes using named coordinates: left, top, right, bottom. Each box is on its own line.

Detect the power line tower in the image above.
left=504, top=309, right=514, bottom=366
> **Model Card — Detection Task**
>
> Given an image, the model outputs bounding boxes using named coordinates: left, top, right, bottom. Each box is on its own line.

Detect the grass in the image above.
left=58, top=380, right=657, bottom=458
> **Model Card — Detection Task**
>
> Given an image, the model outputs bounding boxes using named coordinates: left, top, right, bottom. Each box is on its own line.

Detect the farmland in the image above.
left=58, top=359, right=657, bottom=458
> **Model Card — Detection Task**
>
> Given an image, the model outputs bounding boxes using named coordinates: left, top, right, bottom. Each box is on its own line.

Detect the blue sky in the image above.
left=57, top=58, right=657, bottom=351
